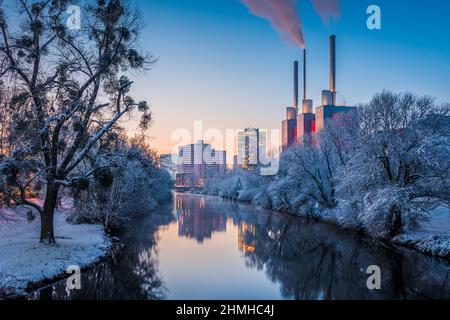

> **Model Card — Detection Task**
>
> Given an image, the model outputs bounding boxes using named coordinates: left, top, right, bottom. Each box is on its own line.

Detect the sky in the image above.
left=126, top=0, right=450, bottom=155
left=8, top=0, right=450, bottom=155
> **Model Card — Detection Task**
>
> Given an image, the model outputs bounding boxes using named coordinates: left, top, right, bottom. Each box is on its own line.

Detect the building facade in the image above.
left=176, top=140, right=226, bottom=187
left=237, top=128, right=267, bottom=172
left=281, top=107, right=298, bottom=151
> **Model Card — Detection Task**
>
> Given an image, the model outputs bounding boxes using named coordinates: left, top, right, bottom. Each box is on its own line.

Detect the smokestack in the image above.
left=301, top=48, right=313, bottom=114
left=330, top=34, right=336, bottom=105
left=303, top=49, right=307, bottom=100
left=293, top=60, right=299, bottom=108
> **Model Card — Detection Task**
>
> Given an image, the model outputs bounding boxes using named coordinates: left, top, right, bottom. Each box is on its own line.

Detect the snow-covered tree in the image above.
left=339, top=91, right=450, bottom=238
left=0, top=0, right=153, bottom=243
left=69, top=135, right=172, bottom=233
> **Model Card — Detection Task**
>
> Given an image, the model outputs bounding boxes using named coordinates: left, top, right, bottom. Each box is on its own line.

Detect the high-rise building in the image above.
left=177, top=140, right=226, bottom=187
left=237, top=128, right=267, bottom=172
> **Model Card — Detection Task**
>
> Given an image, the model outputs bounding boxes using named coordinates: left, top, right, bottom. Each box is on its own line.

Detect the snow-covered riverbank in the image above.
left=392, top=206, right=450, bottom=259
left=202, top=190, right=450, bottom=261
left=0, top=205, right=111, bottom=299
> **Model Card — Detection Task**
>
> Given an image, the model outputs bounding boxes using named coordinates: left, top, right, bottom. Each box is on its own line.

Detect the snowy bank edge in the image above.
left=392, top=235, right=450, bottom=260
left=205, top=192, right=450, bottom=262
left=0, top=232, right=113, bottom=300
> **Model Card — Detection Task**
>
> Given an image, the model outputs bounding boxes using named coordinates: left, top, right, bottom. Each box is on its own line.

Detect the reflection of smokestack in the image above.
left=330, top=34, right=336, bottom=105
left=294, top=61, right=299, bottom=108
left=303, top=49, right=307, bottom=100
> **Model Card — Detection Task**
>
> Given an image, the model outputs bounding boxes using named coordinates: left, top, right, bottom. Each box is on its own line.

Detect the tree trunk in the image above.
left=40, top=182, right=59, bottom=244
left=3, top=193, right=10, bottom=206
left=387, top=204, right=403, bottom=239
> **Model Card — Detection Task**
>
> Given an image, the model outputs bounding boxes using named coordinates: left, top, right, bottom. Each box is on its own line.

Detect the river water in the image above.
left=33, top=192, right=450, bottom=300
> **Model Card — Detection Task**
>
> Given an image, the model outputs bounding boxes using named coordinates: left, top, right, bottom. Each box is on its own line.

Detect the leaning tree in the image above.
left=0, top=0, right=152, bottom=243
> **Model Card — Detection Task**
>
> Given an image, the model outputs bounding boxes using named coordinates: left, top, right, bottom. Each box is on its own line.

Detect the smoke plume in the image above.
left=310, top=0, right=340, bottom=24
left=241, top=0, right=340, bottom=48
left=241, top=0, right=305, bottom=48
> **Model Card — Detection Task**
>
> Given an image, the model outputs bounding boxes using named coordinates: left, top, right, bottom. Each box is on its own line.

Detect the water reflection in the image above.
left=32, top=204, right=175, bottom=300
left=238, top=222, right=256, bottom=254
left=241, top=210, right=450, bottom=299
left=33, top=193, right=450, bottom=300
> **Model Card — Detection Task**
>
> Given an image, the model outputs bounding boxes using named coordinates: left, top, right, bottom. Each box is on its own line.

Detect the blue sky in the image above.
left=125, top=0, right=450, bottom=152
left=6, top=0, right=450, bottom=152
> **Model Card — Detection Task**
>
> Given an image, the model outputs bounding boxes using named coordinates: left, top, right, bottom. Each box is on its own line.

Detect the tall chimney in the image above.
left=301, top=48, right=313, bottom=114
left=330, top=34, right=336, bottom=105
left=293, top=60, right=299, bottom=108
left=303, top=49, right=307, bottom=100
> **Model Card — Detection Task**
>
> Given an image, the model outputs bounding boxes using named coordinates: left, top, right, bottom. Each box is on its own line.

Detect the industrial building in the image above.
left=282, top=35, right=357, bottom=150
left=281, top=60, right=300, bottom=151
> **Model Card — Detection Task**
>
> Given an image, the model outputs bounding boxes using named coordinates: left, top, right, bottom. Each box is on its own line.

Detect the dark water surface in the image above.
left=33, top=192, right=450, bottom=300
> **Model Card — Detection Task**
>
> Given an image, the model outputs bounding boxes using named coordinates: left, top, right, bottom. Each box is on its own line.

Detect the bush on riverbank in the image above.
left=68, top=136, right=173, bottom=233
left=204, top=91, right=450, bottom=251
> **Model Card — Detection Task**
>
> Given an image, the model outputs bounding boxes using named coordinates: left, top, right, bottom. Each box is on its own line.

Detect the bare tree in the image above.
left=0, top=0, right=153, bottom=243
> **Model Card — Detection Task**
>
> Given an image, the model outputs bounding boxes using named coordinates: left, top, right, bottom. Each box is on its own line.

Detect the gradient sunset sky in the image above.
left=125, top=0, right=450, bottom=154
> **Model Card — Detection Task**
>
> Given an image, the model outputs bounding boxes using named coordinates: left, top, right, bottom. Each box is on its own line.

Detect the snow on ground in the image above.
left=394, top=207, right=450, bottom=259
left=0, top=203, right=111, bottom=298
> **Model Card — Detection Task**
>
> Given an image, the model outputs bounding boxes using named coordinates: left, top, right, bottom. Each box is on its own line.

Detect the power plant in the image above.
left=281, top=61, right=299, bottom=150
left=168, top=34, right=358, bottom=186
left=282, top=35, right=357, bottom=151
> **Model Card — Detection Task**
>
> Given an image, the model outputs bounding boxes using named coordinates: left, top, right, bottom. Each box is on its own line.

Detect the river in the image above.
left=33, top=192, right=450, bottom=300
